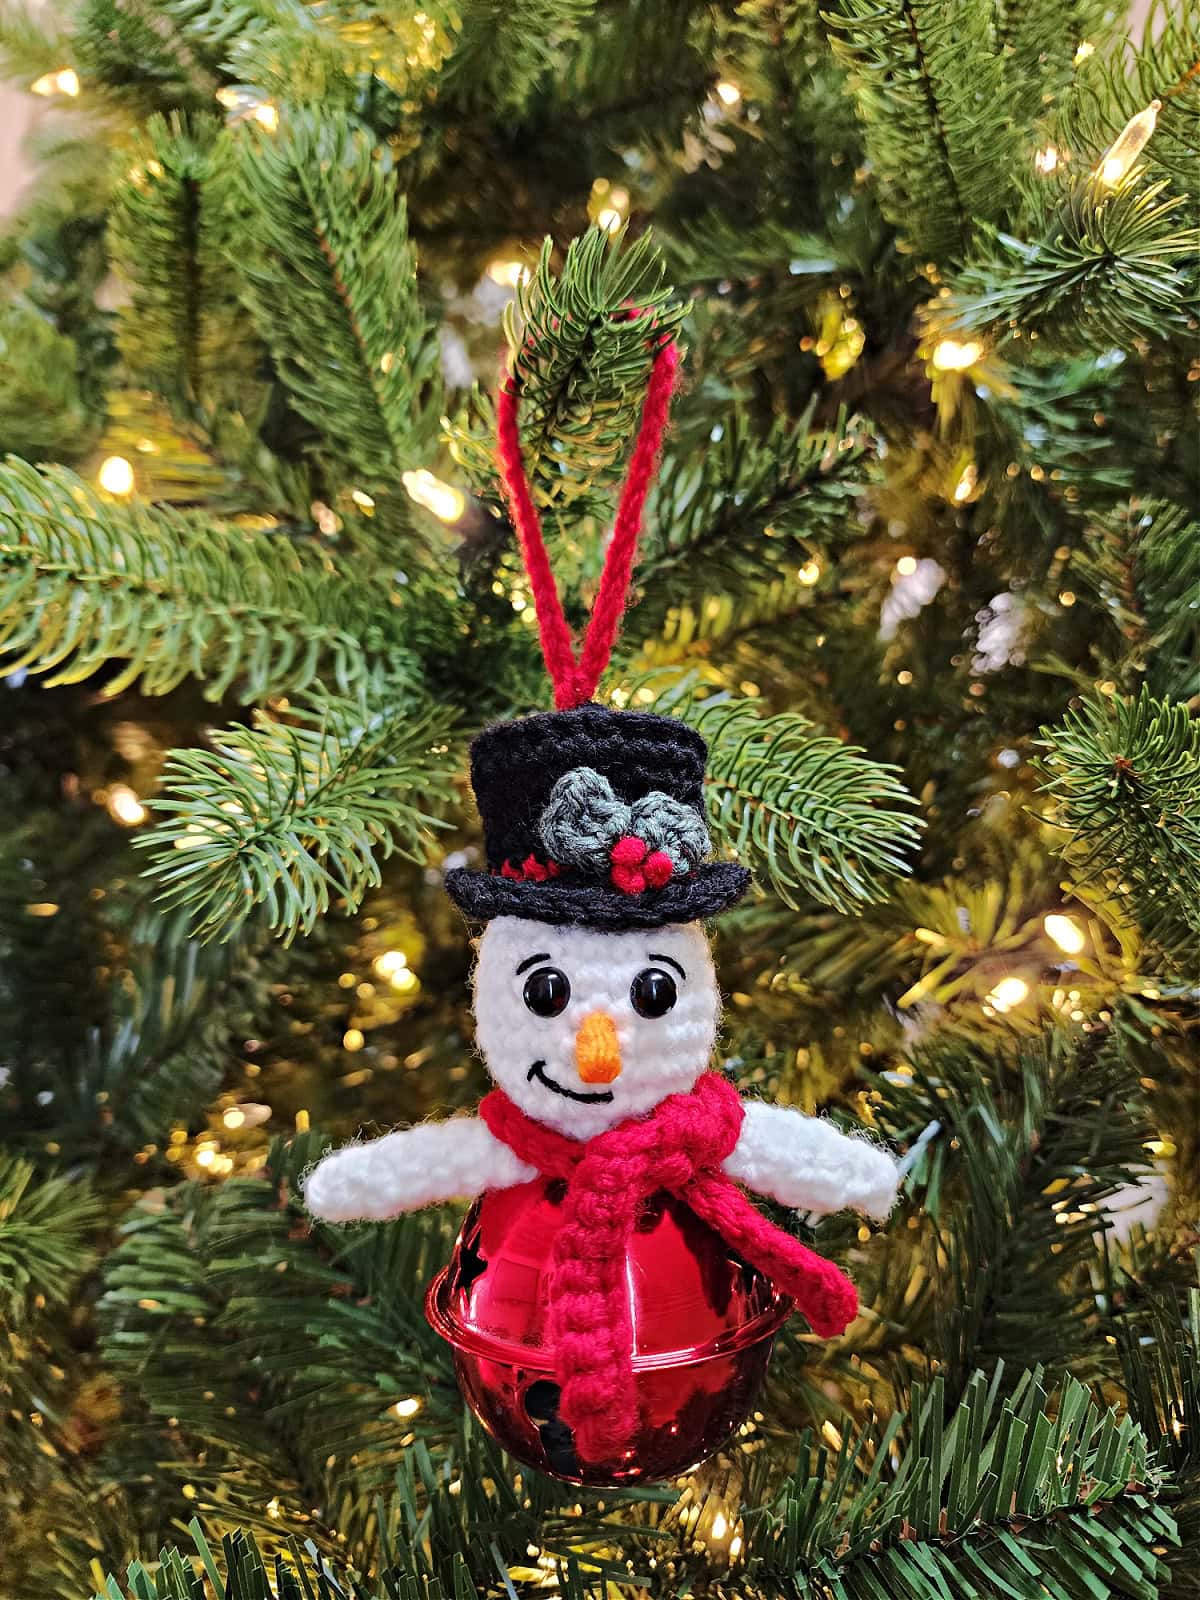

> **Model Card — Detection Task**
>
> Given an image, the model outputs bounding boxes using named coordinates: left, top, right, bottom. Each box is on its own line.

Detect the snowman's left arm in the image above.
left=723, top=1100, right=900, bottom=1219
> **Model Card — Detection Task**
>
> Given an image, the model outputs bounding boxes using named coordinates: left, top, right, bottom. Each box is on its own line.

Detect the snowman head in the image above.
left=473, top=916, right=721, bottom=1139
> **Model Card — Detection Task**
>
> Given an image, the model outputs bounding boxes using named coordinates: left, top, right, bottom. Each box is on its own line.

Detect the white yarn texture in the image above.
left=472, top=916, right=720, bottom=1140
left=722, top=1100, right=900, bottom=1219
left=304, top=1117, right=535, bottom=1221
left=303, top=914, right=901, bottom=1224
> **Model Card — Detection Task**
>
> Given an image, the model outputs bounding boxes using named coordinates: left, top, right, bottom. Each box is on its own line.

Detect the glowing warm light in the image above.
left=401, top=468, right=465, bottom=523
left=1097, top=101, right=1161, bottom=187
left=106, top=783, right=147, bottom=826
left=195, top=1146, right=217, bottom=1168
left=710, top=1511, right=728, bottom=1541
left=223, top=1108, right=246, bottom=1129
left=953, top=463, right=978, bottom=502
left=986, top=976, right=1029, bottom=1013
left=932, top=338, right=983, bottom=372
left=1044, top=913, right=1086, bottom=955
left=797, top=559, right=821, bottom=586
left=393, top=1397, right=421, bottom=1418
left=1034, top=146, right=1060, bottom=175
left=351, top=489, right=375, bottom=510
left=266, top=1496, right=281, bottom=1519
left=597, top=206, right=623, bottom=233
left=714, top=80, right=742, bottom=107
left=252, top=101, right=279, bottom=131
left=486, top=259, right=529, bottom=288
left=896, top=555, right=918, bottom=576
left=1073, top=41, right=1095, bottom=64
left=98, top=455, right=135, bottom=496
left=31, top=67, right=79, bottom=97
left=373, top=950, right=409, bottom=979
left=343, top=1028, right=365, bottom=1052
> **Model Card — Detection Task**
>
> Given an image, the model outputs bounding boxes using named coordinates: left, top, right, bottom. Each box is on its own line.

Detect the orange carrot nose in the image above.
left=575, top=1011, right=622, bottom=1084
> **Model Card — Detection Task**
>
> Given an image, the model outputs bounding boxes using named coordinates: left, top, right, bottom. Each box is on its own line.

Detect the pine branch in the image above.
left=628, top=673, right=922, bottom=912
left=751, top=1367, right=1177, bottom=1596
left=1134, top=502, right=1200, bottom=701
left=108, top=113, right=268, bottom=436
left=1035, top=689, right=1200, bottom=964
left=97, top=1134, right=462, bottom=1557
left=0, top=1157, right=98, bottom=1317
left=0, top=1159, right=100, bottom=1506
left=443, top=0, right=595, bottom=112
left=228, top=109, right=441, bottom=502
left=0, top=458, right=394, bottom=700
left=993, top=0, right=1118, bottom=127
left=631, top=405, right=873, bottom=632
left=1056, top=0, right=1200, bottom=198
left=1057, top=499, right=1200, bottom=701
left=824, top=0, right=1020, bottom=261
left=941, top=176, right=1197, bottom=349
left=138, top=694, right=456, bottom=943
left=97, top=1519, right=475, bottom=1599
left=0, top=302, right=90, bottom=461
left=878, top=1030, right=1156, bottom=1389
left=447, top=225, right=688, bottom=517
left=31, top=909, right=276, bottom=1156
left=71, top=0, right=209, bottom=109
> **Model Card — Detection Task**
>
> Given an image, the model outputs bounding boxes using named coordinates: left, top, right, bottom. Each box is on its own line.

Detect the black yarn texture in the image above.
left=444, top=704, right=750, bottom=928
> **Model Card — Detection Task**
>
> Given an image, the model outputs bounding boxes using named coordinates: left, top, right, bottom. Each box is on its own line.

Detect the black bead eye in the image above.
left=631, top=967, right=677, bottom=1018
left=522, top=966, right=571, bottom=1017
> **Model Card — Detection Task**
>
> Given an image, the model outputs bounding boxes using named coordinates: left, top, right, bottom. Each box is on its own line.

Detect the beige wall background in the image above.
left=0, top=0, right=1161, bottom=221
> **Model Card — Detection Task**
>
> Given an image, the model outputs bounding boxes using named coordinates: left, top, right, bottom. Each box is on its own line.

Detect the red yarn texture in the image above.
left=495, top=340, right=679, bottom=710
left=480, top=1073, right=858, bottom=1466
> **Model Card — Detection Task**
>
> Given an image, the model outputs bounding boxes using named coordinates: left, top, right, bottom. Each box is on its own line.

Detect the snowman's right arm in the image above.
left=303, top=1117, right=537, bottom=1222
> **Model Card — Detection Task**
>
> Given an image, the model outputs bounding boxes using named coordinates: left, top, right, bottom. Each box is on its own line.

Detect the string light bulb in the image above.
left=1073, top=41, right=1095, bottom=65
left=714, top=80, right=742, bottom=107
left=486, top=259, right=529, bottom=288
left=31, top=67, right=80, bottom=96
left=896, top=555, right=918, bottom=576
left=1044, top=913, right=1086, bottom=955
left=401, top=469, right=465, bottom=523
left=1096, top=100, right=1161, bottom=187
left=106, top=784, right=146, bottom=826
left=797, top=558, right=821, bottom=586
left=932, top=338, right=983, bottom=372
left=252, top=101, right=279, bottom=131
left=986, top=976, right=1029, bottom=1013
left=98, top=455, right=135, bottom=496
left=1034, top=146, right=1060, bottom=175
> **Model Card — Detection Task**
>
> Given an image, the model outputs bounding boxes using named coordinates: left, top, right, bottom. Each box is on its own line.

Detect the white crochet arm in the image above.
left=723, top=1101, right=900, bottom=1220
left=304, top=1117, right=537, bottom=1223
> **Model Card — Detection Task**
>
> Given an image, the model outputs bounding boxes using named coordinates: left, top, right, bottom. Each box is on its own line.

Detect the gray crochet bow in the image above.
left=538, top=766, right=710, bottom=878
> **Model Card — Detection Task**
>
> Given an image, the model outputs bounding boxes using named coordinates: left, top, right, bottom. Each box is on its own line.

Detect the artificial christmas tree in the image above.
left=0, top=0, right=1196, bottom=1595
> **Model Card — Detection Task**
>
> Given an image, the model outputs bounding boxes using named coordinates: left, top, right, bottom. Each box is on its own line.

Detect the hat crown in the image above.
left=469, top=705, right=706, bottom=874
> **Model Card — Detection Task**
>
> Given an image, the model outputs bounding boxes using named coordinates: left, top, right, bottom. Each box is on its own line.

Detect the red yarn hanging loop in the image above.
left=495, top=336, right=679, bottom=710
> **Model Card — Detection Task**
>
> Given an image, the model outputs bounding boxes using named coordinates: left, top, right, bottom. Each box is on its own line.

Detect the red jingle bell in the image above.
left=425, top=1176, right=791, bottom=1486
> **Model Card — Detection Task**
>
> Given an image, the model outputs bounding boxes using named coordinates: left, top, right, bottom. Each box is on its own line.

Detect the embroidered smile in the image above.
left=527, top=1060, right=615, bottom=1104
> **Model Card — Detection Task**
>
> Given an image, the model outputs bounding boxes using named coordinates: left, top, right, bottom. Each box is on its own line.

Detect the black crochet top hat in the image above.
left=444, top=705, right=749, bottom=930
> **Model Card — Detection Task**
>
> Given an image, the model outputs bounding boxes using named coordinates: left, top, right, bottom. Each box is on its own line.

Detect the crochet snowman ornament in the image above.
left=304, top=328, right=899, bottom=1478
left=305, top=706, right=899, bottom=1471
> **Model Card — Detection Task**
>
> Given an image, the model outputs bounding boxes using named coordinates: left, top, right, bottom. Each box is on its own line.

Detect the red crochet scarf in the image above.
left=479, top=1072, right=858, bottom=1466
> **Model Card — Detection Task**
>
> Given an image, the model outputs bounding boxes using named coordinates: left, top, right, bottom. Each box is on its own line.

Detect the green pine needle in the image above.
left=448, top=225, right=688, bottom=517
left=629, top=673, right=922, bottom=912
left=138, top=695, right=456, bottom=943
left=1035, top=689, right=1200, bottom=963
left=0, top=457, right=394, bottom=700
left=228, top=108, right=442, bottom=498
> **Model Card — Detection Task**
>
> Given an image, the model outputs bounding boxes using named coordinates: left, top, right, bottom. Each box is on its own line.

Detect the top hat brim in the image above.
left=444, top=861, right=750, bottom=931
